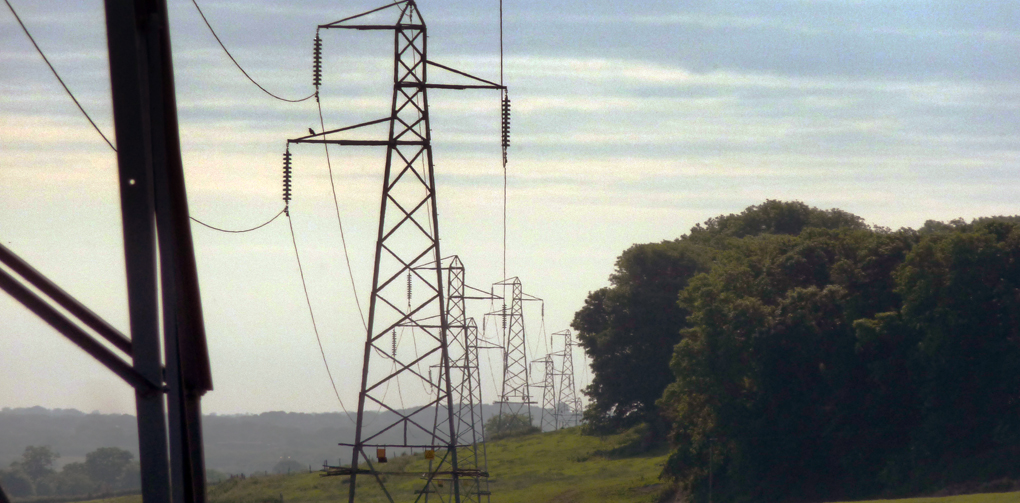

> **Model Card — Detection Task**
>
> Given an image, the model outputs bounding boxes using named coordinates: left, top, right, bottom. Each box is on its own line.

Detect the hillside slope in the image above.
left=205, top=426, right=668, bottom=503
left=88, top=427, right=1020, bottom=503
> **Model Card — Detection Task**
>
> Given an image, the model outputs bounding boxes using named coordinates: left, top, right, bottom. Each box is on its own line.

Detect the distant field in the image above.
left=81, top=428, right=1020, bottom=503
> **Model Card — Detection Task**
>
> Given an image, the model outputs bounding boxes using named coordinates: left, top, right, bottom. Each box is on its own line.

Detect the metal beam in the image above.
left=0, top=268, right=159, bottom=393
left=0, top=242, right=132, bottom=354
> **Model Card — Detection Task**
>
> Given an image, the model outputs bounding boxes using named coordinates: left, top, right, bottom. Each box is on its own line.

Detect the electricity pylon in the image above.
left=438, top=256, right=491, bottom=502
left=531, top=355, right=557, bottom=431
left=554, top=330, right=583, bottom=429
left=287, top=2, right=504, bottom=501
left=495, top=278, right=533, bottom=422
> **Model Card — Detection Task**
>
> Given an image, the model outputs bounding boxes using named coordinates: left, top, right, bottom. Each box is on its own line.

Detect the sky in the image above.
left=1, top=0, right=1019, bottom=416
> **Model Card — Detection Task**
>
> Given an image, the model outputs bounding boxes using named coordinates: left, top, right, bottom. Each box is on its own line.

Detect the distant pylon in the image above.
left=438, top=257, right=490, bottom=502
left=554, top=329, right=583, bottom=429
left=495, top=277, right=533, bottom=422
left=531, top=355, right=557, bottom=431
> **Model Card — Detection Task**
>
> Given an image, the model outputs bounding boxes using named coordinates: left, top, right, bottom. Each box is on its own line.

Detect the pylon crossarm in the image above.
left=291, top=117, right=391, bottom=143
left=425, top=60, right=503, bottom=88
left=319, top=0, right=409, bottom=27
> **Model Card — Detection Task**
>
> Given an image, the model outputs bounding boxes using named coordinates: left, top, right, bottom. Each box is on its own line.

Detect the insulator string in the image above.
left=313, top=32, right=323, bottom=88
left=282, top=147, right=293, bottom=214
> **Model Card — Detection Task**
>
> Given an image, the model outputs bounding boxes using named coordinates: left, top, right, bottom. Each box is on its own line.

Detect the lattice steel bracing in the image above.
left=496, top=277, right=533, bottom=421
left=554, top=330, right=583, bottom=429
left=436, top=257, right=491, bottom=503
left=286, top=2, right=504, bottom=502
left=532, top=356, right=557, bottom=431
left=349, top=2, right=461, bottom=496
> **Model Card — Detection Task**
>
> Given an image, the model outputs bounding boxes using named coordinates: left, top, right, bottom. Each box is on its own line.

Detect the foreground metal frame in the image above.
left=0, top=1, right=212, bottom=502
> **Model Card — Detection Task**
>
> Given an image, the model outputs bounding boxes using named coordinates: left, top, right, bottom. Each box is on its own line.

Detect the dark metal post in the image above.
left=145, top=0, right=213, bottom=500
left=104, top=2, right=212, bottom=503
left=104, top=2, right=171, bottom=503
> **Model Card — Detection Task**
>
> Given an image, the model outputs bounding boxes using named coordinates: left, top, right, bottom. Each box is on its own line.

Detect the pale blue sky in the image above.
left=2, top=0, right=1018, bottom=415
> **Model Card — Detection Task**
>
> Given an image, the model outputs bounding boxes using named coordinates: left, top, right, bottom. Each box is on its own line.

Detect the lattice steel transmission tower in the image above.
left=287, top=2, right=504, bottom=501
left=437, top=257, right=491, bottom=502
left=531, top=355, right=557, bottom=431
left=554, top=330, right=583, bottom=429
left=495, top=278, right=533, bottom=422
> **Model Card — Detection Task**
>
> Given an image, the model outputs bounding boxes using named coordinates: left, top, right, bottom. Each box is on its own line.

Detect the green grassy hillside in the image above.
left=88, top=427, right=1020, bottom=503
left=204, top=426, right=669, bottom=503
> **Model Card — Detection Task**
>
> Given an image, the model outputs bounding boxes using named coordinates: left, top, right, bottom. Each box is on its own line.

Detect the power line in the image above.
left=286, top=213, right=355, bottom=423
left=315, top=95, right=367, bottom=330
left=189, top=207, right=286, bottom=233
left=189, top=0, right=315, bottom=103
left=4, top=0, right=116, bottom=152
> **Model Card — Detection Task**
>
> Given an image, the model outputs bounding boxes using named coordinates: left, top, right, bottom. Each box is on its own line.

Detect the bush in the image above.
left=485, top=414, right=540, bottom=440
left=0, top=468, right=34, bottom=497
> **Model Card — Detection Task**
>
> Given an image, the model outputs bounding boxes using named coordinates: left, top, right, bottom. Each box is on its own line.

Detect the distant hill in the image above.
left=0, top=406, right=546, bottom=475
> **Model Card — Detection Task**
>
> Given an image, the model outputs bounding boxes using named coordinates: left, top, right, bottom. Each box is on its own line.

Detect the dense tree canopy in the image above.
left=0, top=445, right=138, bottom=498
left=572, top=201, right=868, bottom=433
left=574, top=201, right=1020, bottom=501
left=572, top=240, right=711, bottom=431
left=657, top=217, right=1020, bottom=502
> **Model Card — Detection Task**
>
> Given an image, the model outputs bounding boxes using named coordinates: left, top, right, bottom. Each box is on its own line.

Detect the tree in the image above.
left=658, top=216, right=1020, bottom=501
left=892, top=219, right=1020, bottom=462
left=685, top=199, right=867, bottom=247
left=272, top=458, right=304, bottom=474
left=85, top=447, right=134, bottom=489
left=658, top=228, right=914, bottom=502
left=572, top=240, right=712, bottom=431
left=484, top=414, right=539, bottom=440
left=16, top=445, right=59, bottom=481
left=0, top=468, right=33, bottom=498
left=54, top=462, right=95, bottom=496
left=573, top=201, right=867, bottom=433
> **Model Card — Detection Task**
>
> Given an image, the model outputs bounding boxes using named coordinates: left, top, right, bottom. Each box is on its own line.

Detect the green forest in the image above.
left=572, top=200, right=1020, bottom=502
left=0, top=446, right=139, bottom=499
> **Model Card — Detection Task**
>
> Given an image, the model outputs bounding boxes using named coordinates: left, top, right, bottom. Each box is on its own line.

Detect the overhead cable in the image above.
left=189, top=0, right=315, bottom=103
left=4, top=0, right=116, bottom=152
left=189, top=208, right=286, bottom=233
left=316, top=96, right=367, bottom=330
left=287, top=213, right=355, bottom=423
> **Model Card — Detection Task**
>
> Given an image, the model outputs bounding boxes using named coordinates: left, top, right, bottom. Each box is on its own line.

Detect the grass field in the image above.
left=200, top=426, right=671, bottom=503
left=84, top=427, right=1020, bottom=503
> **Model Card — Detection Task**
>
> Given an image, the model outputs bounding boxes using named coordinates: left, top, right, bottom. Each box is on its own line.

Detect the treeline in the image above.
left=0, top=446, right=138, bottom=499
left=573, top=200, right=1020, bottom=502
